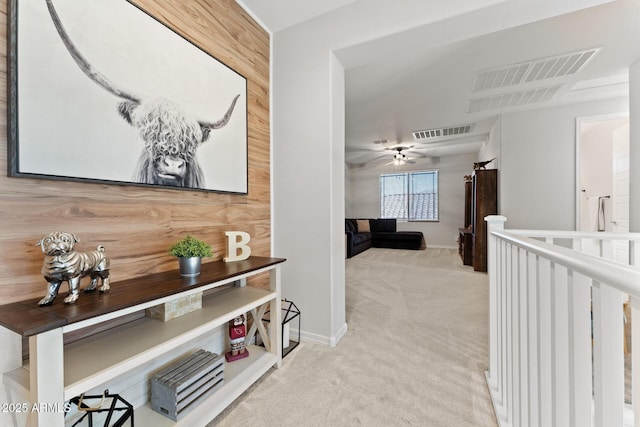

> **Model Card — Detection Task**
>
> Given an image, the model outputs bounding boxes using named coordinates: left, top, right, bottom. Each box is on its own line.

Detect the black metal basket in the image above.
left=66, top=390, right=133, bottom=427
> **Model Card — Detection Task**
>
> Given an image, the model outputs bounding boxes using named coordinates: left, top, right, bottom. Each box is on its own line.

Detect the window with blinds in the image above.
left=380, top=171, right=438, bottom=221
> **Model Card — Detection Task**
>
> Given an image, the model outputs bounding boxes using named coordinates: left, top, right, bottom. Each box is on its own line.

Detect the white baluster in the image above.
left=508, top=243, right=518, bottom=426
left=504, top=240, right=513, bottom=425
left=552, top=264, right=570, bottom=426
left=592, top=281, right=624, bottom=426
left=538, top=257, right=553, bottom=426
left=497, top=236, right=509, bottom=420
left=631, top=240, right=640, bottom=269
left=570, top=271, right=593, bottom=427
left=572, top=238, right=582, bottom=253
left=517, top=246, right=529, bottom=427
left=632, top=294, right=640, bottom=427
left=527, top=252, right=540, bottom=427
left=602, top=239, right=614, bottom=261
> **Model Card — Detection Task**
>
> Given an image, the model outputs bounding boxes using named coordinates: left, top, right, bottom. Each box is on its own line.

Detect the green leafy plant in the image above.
left=168, top=235, right=214, bottom=258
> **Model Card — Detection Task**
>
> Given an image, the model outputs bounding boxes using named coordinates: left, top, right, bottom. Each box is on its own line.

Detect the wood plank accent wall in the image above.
left=0, top=0, right=270, bottom=304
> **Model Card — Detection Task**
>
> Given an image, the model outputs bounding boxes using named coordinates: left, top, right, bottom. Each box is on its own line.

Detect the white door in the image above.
left=612, top=122, right=630, bottom=264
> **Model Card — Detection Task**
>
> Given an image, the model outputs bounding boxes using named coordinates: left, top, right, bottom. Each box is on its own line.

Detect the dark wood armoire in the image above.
left=463, top=169, right=498, bottom=272
left=458, top=176, right=474, bottom=266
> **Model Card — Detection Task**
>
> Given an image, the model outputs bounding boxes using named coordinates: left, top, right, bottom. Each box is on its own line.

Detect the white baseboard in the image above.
left=294, top=322, right=348, bottom=347
left=429, top=245, right=458, bottom=249
left=330, top=322, right=348, bottom=347
left=485, top=371, right=508, bottom=427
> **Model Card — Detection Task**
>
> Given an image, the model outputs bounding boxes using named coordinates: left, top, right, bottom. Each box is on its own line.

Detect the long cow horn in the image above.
left=200, top=94, right=240, bottom=130
left=199, top=94, right=241, bottom=140
left=46, top=0, right=140, bottom=103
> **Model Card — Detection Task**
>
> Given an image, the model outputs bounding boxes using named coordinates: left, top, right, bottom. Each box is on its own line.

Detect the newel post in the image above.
left=485, top=215, right=507, bottom=392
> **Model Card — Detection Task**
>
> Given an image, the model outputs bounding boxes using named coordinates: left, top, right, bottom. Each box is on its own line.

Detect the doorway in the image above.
left=576, top=114, right=629, bottom=262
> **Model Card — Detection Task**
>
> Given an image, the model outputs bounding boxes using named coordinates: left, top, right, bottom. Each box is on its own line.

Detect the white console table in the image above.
left=0, top=256, right=285, bottom=426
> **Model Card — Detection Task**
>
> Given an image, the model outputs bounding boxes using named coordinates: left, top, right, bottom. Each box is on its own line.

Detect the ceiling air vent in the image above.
left=468, top=85, right=561, bottom=113
left=412, top=124, right=473, bottom=141
left=373, top=139, right=390, bottom=144
left=472, top=48, right=600, bottom=92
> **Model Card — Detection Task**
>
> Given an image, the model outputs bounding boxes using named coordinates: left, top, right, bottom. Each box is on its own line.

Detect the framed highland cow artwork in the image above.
left=7, top=0, right=248, bottom=194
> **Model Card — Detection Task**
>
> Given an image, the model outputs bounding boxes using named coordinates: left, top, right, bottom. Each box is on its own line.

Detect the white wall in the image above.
left=271, top=0, right=624, bottom=345
left=348, top=153, right=477, bottom=248
left=479, top=117, right=501, bottom=172
left=271, top=1, right=509, bottom=345
left=273, top=25, right=341, bottom=344
left=329, top=53, right=347, bottom=344
left=630, top=59, right=640, bottom=232
left=500, top=97, right=628, bottom=230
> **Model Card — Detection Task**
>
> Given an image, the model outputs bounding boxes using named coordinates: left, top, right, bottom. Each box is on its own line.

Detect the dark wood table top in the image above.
left=0, top=256, right=285, bottom=337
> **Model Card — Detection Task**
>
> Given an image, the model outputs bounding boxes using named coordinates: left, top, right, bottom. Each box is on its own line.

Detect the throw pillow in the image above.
left=356, top=219, right=370, bottom=233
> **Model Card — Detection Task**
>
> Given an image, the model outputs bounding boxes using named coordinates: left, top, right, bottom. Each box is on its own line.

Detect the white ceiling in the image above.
left=239, top=0, right=640, bottom=166
left=239, top=0, right=356, bottom=33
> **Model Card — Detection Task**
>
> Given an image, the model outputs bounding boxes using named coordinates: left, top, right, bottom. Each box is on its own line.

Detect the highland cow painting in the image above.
left=8, top=0, right=248, bottom=194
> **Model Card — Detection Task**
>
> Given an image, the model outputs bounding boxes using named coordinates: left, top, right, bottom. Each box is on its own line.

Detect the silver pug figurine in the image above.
left=36, top=232, right=110, bottom=306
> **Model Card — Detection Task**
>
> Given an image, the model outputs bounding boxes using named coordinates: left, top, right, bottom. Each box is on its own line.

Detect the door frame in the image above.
left=575, top=112, right=629, bottom=231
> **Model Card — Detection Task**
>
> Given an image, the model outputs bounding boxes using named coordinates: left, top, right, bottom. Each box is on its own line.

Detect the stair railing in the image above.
left=485, top=215, right=640, bottom=427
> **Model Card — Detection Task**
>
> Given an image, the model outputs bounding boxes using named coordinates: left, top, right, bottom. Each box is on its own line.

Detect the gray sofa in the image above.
left=345, top=218, right=425, bottom=258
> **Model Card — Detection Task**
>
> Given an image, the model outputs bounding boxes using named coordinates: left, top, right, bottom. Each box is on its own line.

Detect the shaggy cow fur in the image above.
left=46, top=0, right=240, bottom=189
left=117, top=96, right=239, bottom=187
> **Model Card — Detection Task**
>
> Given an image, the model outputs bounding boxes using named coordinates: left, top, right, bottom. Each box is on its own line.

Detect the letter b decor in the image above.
left=224, top=231, right=251, bottom=262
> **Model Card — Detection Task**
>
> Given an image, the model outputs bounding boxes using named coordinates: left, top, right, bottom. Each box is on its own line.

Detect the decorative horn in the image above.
left=199, top=94, right=241, bottom=131
left=46, top=0, right=140, bottom=103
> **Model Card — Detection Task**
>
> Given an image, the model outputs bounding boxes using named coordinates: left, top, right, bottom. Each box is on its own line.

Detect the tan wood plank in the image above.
left=0, top=0, right=270, bottom=304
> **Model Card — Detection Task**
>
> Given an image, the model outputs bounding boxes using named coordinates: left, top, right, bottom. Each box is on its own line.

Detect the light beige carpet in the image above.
left=211, top=248, right=498, bottom=426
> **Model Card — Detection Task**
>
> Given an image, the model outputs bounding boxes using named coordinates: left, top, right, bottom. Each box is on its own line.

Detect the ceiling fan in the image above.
left=346, top=140, right=429, bottom=166
left=386, top=146, right=416, bottom=165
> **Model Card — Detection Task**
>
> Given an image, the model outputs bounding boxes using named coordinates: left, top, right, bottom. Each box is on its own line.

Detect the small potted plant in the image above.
left=168, top=235, right=214, bottom=277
